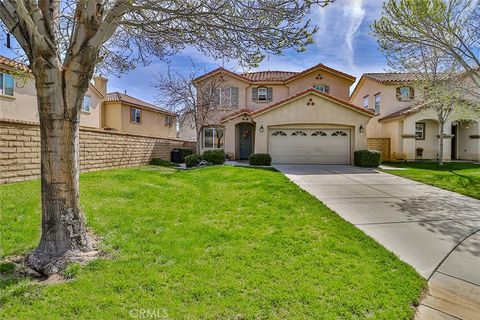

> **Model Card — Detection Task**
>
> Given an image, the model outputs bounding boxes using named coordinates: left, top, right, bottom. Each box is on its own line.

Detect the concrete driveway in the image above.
left=275, top=164, right=480, bottom=320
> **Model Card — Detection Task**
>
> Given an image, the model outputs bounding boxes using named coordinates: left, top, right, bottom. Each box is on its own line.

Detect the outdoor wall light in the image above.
left=359, top=125, right=364, bottom=133
left=259, top=125, right=264, bottom=133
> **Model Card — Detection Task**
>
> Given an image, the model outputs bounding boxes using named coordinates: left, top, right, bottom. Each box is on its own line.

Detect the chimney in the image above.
left=93, top=75, right=108, bottom=96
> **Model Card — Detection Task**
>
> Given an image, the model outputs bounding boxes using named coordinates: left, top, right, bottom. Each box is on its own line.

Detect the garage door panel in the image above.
left=269, top=128, right=350, bottom=164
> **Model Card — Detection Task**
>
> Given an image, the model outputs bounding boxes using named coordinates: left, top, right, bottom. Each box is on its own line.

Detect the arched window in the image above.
left=332, top=131, right=348, bottom=136
left=311, top=131, right=327, bottom=136
left=291, top=130, right=307, bottom=136
left=271, top=131, right=287, bottom=136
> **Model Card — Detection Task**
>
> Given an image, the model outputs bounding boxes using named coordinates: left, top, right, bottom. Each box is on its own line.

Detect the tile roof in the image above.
left=363, top=73, right=424, bottom=83
left=0, top=55, right=30, bottom=71
left=379, top=104, right=421, bottom=122
left=241, top=71, right=298, bottom=82
left=105, top=92, right=174, bottom=115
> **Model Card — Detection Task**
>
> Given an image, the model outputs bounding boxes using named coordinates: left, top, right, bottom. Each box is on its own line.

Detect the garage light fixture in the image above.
left=359, top=125, right=364, bottom=133
left=259, top=125, right=264, bottom=133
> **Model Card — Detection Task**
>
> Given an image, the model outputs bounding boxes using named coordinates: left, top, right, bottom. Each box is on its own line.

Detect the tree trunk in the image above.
left=438, top=121, right=444, bottom=166
left=26, top=66, right=91, bottom=276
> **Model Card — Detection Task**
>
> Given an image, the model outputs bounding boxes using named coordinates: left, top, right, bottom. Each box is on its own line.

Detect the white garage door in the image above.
left=269, top=128, right=351, bottom=164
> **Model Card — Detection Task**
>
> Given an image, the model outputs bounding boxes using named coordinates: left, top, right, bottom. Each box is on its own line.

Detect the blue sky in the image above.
left=1, top=0, right=387, bottom=104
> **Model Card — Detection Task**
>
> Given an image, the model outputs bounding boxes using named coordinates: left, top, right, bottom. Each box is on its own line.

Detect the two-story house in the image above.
left=188, top=64, right=374, bottom=164
left=0, top=55, right=177, bottom=138
left=351, top=73, right=480, bottom=161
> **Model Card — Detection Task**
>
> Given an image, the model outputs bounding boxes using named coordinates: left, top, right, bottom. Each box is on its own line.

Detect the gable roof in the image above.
left=193, top=63, right=356, bottom=85
left=363, top=73, right=424, bottom=84
left=221, top=88, right=373, bottom=122
left=0, top=55, right=29, bottom=72
left=105, top=92, right=175, bottom=115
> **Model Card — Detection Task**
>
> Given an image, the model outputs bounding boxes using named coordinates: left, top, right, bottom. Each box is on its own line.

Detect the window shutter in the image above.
left=252, top=87, right=258, bottom=101
left=396, top=87, right=401, bottom=100
left=231, top=87, right=239, bottom=107
left=324, top=85, right=330, bottom=94
left=267, top=87, right=273, bottom=102
left=409, top=87, right=414, bottom=100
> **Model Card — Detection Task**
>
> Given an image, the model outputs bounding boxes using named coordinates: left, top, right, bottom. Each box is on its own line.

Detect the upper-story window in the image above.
left=253, top=87, right=272, bottom=102
left=81, top=95, right=91, bottom=112
left=313, top=85, right=330, bottom=93
left=0, top=72, right=15, bottom=97
left=363, top=95, right=369, bottom=109
left=374, top=94, right=381, bottom=115
left=130, top=108, right=141, bottom=124
left=216, top=87, right=239, bottom=108
left=165, top=115, right=174, bottom=126
left=397, top=86, right=414, bottom=101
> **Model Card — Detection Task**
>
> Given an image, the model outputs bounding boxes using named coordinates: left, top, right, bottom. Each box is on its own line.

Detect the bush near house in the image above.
left=249, top=153, right=272, bottom=166
left=202, top=150, right=225, bottom=165
left=354, top=150, right=382, bottom=167
left=185, top=154, right=202, bottom=168
left=173, top=148, right=194, bottom=163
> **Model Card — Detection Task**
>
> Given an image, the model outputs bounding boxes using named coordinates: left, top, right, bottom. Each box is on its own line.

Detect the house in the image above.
left=0, top=55, right=176, bottom=139
left=351, top=73, right=480, bottom=161
left=188, top=64, right=374, bottom=164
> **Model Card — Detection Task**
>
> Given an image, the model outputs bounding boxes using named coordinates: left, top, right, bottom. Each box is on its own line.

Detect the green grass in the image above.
left=383, top=162, right=480, bottom=199
left=0, top=166, right=425, bottom=319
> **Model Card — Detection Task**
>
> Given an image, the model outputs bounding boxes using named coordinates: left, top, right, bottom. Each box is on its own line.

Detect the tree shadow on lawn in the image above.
left=0, top=261, right=43, bottom=306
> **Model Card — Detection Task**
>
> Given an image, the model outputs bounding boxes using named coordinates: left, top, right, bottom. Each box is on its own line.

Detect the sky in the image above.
left=1, top=0, right=388, bottom=104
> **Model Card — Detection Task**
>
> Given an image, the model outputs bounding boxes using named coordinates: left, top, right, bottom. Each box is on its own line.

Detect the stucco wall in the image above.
left=457, top=122, right=480, bottom=161
left=0, top=119, right=195, bottom=185
left=287, top=70, right=352, bottom=101
left=0, top=72, right=103, bottom=128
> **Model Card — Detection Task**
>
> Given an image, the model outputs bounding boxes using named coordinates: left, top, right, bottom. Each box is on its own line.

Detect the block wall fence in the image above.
left=0, top=119, right=196, bottom=184
left=367, top=138, right=391, bottom=162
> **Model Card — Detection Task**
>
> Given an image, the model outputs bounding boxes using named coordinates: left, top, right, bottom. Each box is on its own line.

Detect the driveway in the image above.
left=275, top=165, right=480, bottom=320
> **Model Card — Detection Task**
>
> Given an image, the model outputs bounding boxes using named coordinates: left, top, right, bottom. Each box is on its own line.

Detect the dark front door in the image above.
left=451, top=124, right=457, bottom=159
left=238, top=123, right=253, bottom=160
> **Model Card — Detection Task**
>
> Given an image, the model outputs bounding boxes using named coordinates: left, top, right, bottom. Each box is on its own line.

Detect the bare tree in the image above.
left=373, top=0, right=480, bottom=95
left=0, top=0, right=334, bottom=275
left=152, top=63, right=231, bottom=153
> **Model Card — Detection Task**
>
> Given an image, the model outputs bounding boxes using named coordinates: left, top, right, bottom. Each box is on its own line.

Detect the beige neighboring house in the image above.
left=0, top=55, right=176, bottom=139
left=185, top=64, right=374, bottom=164
left=351, top=73, right=480, bottom=161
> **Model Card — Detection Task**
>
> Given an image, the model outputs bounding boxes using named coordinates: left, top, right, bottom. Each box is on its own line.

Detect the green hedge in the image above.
left=185, top=154, right=202, bottom=168
left=173, top=148, right=194, bottom=163
left=249, top=153, right=272, bottom=166
left=354, top=150, right=382, bottom=167
left=150, top=158, right=174, bottom=167
left=202, top=150, right=225, bottom=165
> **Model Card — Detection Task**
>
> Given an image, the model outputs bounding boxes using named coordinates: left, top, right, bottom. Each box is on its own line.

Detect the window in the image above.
left=0, top=73, right=14, bottom=97
left=130, top=108, right=141, bottom=123
left=257, top=87, right=268, bottom=101
left=397, top=86, right=414, bottom=101
left=313, top=85, right=329, bottom=93
left=332, top=131, right=348, bottom=136
left=215, top=87, right=239, bottom=108
left=415, top=123, right=425, bottom=140
left=311, top=131, right=327, bottom=136
left=291, top=130, right=307, bottom=136
left=271, top=131, right=287, bottom=136
left=165, top=115, right=173, bottom=126
left=363, top=96, right=369, bottom=109
left=203, top=127, right=224, bottom=149
left=374, top=94, right=381, bottom=115
left=81, top=95, right=91, bottom=112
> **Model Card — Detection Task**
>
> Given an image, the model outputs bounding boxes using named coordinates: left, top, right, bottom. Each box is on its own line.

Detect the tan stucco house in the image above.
left=186, top=64, right=374, bottom=164
left=0, top=55, right=176, bottom=139
left=351, top=73, right=480, bottom=161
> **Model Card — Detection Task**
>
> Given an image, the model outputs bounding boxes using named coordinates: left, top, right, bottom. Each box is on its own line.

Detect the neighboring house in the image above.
left=189, top=64, right=374, bottom=164
left=104, top=92, right=176, bottom=138
left=351, top=73, right=480, bottom=161
left=0, top=55, right=176, bottom=139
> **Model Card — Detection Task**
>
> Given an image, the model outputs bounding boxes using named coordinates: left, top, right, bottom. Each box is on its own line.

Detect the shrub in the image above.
left=354, top=150, right=382, bottom=167
left=185, top=154, right=202, bottom=168
left=173, top=148, right=194, bottom=163
left=249, top=153, right=272, bottom=166
left=202, top=150, right=225, bottom=165
left=150, top=158, right=174, bottom=167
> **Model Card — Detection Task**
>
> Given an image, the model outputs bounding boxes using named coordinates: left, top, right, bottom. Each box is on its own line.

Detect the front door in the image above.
left=238, top=123, right=253, bottom=160
left=451, top=124, right=457, bottom=159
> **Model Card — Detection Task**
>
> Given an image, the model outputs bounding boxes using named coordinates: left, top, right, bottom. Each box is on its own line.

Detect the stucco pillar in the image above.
left=402, top=119, right=416, bottom=160
left=441, top=121, right=452, bottom=161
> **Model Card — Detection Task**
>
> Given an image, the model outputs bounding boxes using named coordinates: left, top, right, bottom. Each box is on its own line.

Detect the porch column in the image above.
left=402, top=119, right=416, bottom=160
left=441, top=121, right=452, bottom=161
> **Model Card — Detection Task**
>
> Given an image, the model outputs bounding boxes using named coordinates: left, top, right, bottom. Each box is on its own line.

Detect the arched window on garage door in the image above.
left=271, top=131, right=287, bottom=136
left=311, top=131, right=327, bottom=136
left=291, top=130, right=307, bottom=136
left=332, top=131, right=348, bottom=136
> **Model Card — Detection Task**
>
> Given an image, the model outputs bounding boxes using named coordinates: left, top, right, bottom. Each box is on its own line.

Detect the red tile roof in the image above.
left=0, top=55, right=30, bottom=72
left=105, top=92, right=175, bottom=115
left=379, top=104, right=422, bottom=122
left=363, top=73, right=425, bottom=84
left=241, top=71, right=298, bottom=82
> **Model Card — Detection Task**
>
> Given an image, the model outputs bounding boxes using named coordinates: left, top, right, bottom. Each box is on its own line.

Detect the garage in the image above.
left=268, top=128, right=351, bottom=164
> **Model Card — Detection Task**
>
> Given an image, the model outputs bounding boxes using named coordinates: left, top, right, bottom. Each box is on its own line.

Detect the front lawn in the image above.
left=0, top=166, right=424, bottom=319
left=383, top=162, right=480, bottom=199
